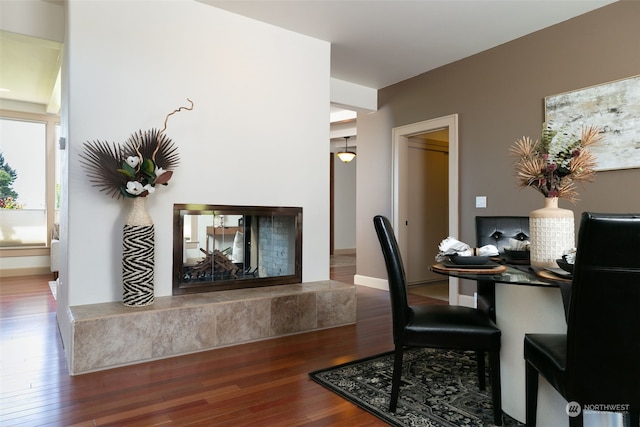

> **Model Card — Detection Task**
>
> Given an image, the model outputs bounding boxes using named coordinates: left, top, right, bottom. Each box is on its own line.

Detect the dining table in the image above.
left=431, top=260, right=625, bottom=427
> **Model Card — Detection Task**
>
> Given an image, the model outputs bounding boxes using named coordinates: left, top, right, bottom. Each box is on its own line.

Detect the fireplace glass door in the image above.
left=173, top=204, right=302, bottom=294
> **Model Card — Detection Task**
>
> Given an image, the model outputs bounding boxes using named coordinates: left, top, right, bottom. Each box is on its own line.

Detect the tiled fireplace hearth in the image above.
left=68, top=281, right=356, bottom=375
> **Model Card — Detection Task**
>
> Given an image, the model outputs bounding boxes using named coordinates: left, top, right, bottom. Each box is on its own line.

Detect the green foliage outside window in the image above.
left=0, top=152, right=21, bottom=209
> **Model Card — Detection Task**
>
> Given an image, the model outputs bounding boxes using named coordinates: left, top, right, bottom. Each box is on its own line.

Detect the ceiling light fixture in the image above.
left=336, top=136, right=356, bottom=163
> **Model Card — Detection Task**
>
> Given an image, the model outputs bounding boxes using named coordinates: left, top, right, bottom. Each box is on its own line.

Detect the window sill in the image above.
left=0, top=246, right=49, bottom=257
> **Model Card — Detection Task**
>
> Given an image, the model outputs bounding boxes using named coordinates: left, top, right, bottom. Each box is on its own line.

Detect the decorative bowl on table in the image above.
left=449, top=255, right=490, bottom=265
left=556, top=258, right=574, bottom=274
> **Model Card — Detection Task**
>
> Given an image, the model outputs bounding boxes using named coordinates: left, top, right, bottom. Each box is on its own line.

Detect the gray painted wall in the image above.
left=356, top=1, right=640, bottom=293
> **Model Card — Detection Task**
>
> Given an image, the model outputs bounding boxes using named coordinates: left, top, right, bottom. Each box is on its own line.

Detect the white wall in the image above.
left=354, top=106, right=395, bottom=284
left=64, top=0, right=330, bottom=310
left=333, top=154, right=356, bottom=250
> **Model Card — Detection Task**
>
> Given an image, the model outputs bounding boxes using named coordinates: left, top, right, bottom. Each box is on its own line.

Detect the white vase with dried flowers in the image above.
left=81, top=100, right=193, bottom=306
left=510, top=122, right=602, bottom=268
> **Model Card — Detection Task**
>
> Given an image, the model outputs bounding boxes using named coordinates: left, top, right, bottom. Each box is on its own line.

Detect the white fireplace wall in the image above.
left=61, top=0, right=331, bottom=356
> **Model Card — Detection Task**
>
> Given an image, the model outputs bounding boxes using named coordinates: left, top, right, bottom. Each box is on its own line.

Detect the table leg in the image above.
left=495, top=284, right=566, bottom=424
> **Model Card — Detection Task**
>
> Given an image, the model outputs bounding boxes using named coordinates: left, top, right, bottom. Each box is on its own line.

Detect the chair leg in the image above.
left=476, top=351, right=486, bottom=390
left=489, top=350, right=502, bottom=426
left=389, top=345, right=404, bottom=413
left=525, top=361, right=539, bottom=426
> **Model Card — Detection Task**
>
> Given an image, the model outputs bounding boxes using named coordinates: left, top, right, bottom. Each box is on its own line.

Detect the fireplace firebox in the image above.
left=173, top=204, right=302, bottom=294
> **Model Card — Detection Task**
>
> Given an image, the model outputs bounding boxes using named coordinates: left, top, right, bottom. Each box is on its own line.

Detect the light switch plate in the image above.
left=476, top=196, right=487, bottom=208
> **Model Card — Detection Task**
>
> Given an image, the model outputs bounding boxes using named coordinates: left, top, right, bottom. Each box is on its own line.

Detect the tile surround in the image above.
left=69, top=280, right=356, bottom=375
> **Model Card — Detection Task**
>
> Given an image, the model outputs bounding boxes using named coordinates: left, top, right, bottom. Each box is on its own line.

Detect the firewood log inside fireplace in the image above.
left=190, top=248, right=239, bottom=278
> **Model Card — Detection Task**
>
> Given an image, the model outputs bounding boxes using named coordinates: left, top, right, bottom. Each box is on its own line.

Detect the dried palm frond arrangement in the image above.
left=510, top=122, right=603, bottom=204
left=80, top=99, right=193, bottom=199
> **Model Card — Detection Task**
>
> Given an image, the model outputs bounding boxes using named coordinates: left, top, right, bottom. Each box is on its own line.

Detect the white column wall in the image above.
left=65, top=0, right=330, bottom=308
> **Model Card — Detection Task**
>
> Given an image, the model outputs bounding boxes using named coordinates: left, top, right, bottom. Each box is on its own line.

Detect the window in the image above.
left=0, top=111, right=59, bottom=249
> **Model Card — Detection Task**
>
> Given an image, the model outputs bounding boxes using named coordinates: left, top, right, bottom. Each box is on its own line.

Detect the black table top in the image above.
left=431, top=263, right=562, bottom=288
left=431, top=261, right=571, bottom=320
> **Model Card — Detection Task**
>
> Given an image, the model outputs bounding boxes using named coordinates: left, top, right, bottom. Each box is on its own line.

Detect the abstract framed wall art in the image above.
left=545, top=75, right=640, bottom=171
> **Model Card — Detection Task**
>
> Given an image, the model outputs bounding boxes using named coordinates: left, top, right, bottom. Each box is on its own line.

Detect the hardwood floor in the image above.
left=0, top=266, right=444, bottom=426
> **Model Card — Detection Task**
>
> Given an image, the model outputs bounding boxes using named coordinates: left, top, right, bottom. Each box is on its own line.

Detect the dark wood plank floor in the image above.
left=0, top=265, right=444, bottom=426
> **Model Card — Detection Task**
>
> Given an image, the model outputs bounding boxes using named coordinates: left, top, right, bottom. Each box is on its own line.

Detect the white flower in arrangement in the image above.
left=80, top=98, right=193, bottom=199
left=125, top=181, right=145, bottom=195
left=126, top=156, right=140, bottom=168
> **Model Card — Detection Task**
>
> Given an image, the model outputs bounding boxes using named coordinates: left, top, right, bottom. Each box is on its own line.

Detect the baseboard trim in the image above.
left=333, top=248, right=355, bottom=255
left=354, top=274, right=389, bottom=291
left=355, top=274, right=475, bottom=308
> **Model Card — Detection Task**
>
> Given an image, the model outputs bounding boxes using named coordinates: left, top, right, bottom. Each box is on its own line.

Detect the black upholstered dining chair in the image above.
left=524, top=212, right=640, bottom=427
left=373, top=215, right=503, bottom=425
left=475, top=216, right=530, bottom=253
left=475, top=216, right=530, bottom=321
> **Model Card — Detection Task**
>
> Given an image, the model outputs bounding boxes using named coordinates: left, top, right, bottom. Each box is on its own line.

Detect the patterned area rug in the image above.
left=309, top=348, right=521, bottom=427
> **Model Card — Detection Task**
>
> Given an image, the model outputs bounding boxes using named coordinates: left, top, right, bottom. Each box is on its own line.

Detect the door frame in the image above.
left=391, top=114, right=460, bottom=304
left=329, top=152, right=335, bottom=255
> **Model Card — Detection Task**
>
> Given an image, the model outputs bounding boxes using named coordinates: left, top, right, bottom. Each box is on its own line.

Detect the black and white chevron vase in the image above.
left=122, top=224, right=155, bottom=306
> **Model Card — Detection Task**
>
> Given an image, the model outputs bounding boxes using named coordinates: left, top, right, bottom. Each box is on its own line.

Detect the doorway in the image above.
left=392, top=114, right=460, bottom=304
left=406, top=131, right=448, bottom=285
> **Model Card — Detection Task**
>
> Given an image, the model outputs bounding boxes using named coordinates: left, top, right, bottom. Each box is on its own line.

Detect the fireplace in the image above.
left=173, top=204, right=302, bottom=294
left=70, top=204, right=356, bottom=375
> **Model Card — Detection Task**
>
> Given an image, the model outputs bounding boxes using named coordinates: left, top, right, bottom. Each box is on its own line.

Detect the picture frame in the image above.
left=544, top=75, right=640, bottom=171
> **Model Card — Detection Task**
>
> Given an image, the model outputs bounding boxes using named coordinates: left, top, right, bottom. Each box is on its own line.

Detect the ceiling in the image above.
left=0, top=0, right=616, bottom=115
left=0, top=30, right=63, bottom=113
left=200, top=0, right=616, bottom=90
left=201, top=0, right=615, bottom=150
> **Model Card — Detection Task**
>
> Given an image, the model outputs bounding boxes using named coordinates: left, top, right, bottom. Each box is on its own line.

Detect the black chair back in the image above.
left=373, top=215, right=410, bottom=342
left=475, top=216, right=530, bottom=253
left=475, top=216, right=530, bottom=321
left=566, top=212, right=640, bottom=408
